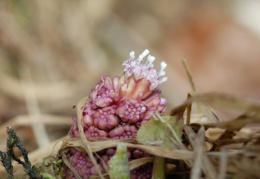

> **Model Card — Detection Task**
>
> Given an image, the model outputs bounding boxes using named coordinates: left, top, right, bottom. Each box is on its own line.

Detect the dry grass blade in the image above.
left=76, top=97, right=105, bottom=179
left=129, top=157, right=154, bottom=171
left=200, top=150, right=217, bottom=179
left=190, top=126, right=204, bottom=179
left=186, top=93, right=192, bottom=125
left=181, top=59, right=196, bottom=92
left=184, top=126, right=217, bottom=179
left=206, top=134, right=260, bottom=145
left=204, top=115, right=260, bottom=131
left=210, top=129, right=237, bottom=151
left=218, top=148, right=227, bottom=179
left=200, top=104, right=220, bottom=123
left=20, top=64, right=49, bottom=148
left=0, top=71, right=76, bottom=103
left=181, top=59, right=203, bottom=115
left=59, top=138, right=194, bottom=160
left=171, top=93, right=260, bottom=116
left=228, top=157, right=260, bottom=178
left=62, top=154, right=82, bottom=179
left=0, top=114, right=71, bottom=137
left=192, top=93, right=260, bottom=112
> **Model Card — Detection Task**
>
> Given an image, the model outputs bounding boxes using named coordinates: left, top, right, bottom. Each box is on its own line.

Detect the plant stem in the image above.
left=152, top=156, right=165, bottom=179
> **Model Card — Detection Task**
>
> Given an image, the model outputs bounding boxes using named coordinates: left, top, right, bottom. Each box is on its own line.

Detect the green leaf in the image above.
left=108, top=144, right=130, bottom=179
left=137, top=116, right=182, bottom=148
left=137, top=116, right=183, bottom=179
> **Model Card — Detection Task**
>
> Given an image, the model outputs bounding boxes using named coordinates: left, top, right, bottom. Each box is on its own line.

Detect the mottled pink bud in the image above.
left=85, top=126, right=108, bottom=139
left=93, top=105, right=119, bottom=130
left=109, top=124, right=137, bottom=139
left=144, top=104, right=165, bottom=119
left=82, top=114, right=93, bottom=127
left=131, top=163, right=153, bottom=179
left=101, top=75, right=113, bottom=88
left=144, top=92, right=161, bottom=107
left=90, top=164, right=103, bottom=175
left=100, top=148, right=117, bottom=170
left=132, top=149, right=151, bottom=159
left=82, top=104, right=95, bottom=128
left=70, top=118, right=80, bottom=138
left=132, top=149, right=144, bottom=159
left=64, top=149, right=101, bottom=178
left=106, top=148, right=116, bottom=156
left=117, top=100, right=147, bottom=123
left=95, top=98, right=113, bottom=108
left=90, top=76, right=119, bottom=108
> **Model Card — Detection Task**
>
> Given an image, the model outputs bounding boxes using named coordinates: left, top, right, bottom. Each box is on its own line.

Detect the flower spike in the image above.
left=65, top=50, right=167, bottom=179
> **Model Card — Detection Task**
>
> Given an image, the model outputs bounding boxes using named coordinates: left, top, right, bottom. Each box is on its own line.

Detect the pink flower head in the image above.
left=79, top=49, right=167, bottom=132
left=66, top=50, right=167, bottom=179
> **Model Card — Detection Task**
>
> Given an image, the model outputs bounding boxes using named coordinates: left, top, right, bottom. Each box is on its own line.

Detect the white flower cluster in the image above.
left=122, top=49, right=168, bottom=90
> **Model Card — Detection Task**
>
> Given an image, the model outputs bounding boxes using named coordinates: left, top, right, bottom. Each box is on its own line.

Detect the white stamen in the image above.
left=160, top=61, right=167, bottom=71
left=137, top=49, right=149, bottom=63
left=130, top=61, right=136, bottom=67
left=149, top=83, right=158, bottom=91
left=160, top=77, right=168, bottom=83
left=158, top=71, right=165, bottom=76
left=147, top=55, right=155, bottom=68
left=130, top=51, right=135, bottom=59
left=141, top=49, right=149, bottom=58
left=141, top=107, right=146, bottom=112
left=158, top=61, right=167, bottom=76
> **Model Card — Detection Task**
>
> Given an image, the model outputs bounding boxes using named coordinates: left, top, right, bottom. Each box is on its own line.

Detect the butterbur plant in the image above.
left=63, top=49, right=168, bottom=179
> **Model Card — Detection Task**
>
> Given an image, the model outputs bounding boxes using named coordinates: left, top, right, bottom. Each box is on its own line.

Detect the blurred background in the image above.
left=0, top=0, right=260, bottom=159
